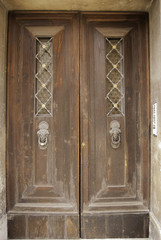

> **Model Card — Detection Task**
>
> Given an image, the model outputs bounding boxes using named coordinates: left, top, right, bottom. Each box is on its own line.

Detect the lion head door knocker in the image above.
left=37, top=121, right=49, bottom=150
left=109, top=120, right=121, bottom=149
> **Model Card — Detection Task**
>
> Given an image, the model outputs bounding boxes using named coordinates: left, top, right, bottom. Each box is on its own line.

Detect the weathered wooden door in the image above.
left=80, top=12, right=149, bottom=238
left=7, top=12, right=149, bottom=239
left=7, top=12, right=80, bottom=239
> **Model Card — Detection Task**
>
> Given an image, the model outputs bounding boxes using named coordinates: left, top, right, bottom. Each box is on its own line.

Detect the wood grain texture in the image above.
left=8, top=214, right=79, bottom=239
left=7, top=11, right=79, bottom=239
left=8, top=215, right=26, bottom=239
left=7, top=11, right=149, bottom=239
left=80, top=12, right=149, bottom=238
left=82, top=213, right=149, bottom=238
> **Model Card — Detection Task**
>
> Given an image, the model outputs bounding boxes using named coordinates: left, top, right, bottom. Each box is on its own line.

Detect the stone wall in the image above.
left=0, top=1, right=7, bottom=239
left=149, top=0, right=161, bottom=239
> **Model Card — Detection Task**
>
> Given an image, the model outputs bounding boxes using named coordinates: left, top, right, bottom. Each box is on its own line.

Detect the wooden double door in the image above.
left=7, top=11, right=149, bottom=239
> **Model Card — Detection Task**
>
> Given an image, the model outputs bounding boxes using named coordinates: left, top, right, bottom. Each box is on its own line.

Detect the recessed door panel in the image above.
left=7, top=12, right=79, bottom=239
left=7, top=11, right=149, bottom=239
left=80, top=13, right=149, bottom=238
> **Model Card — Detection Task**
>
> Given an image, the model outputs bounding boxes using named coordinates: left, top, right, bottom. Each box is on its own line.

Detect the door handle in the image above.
left=37, top=121, right=49, bottom=150
left=109, top=120, right=121, bottom=149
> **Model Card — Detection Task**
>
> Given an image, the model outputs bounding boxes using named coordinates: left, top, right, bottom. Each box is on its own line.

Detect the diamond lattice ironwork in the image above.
left=105, top=38, right=125, bottom=116
left=35, top=37, right=53, bottom=116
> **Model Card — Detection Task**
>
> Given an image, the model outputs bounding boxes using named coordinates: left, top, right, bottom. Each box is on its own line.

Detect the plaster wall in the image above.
left=149, top=0, right=161, bottom=239
left=0, top=0, right=153, bottom=11
left=0, top=1, right=7, bottom=239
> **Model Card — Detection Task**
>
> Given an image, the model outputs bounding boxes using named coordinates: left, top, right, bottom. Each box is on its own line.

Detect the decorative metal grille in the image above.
left=105, top=38, right=125, bottom=116
left=35, top=37, right=53, bottom=116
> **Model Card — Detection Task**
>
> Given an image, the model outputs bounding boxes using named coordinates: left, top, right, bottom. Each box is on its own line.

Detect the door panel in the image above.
left=80, top=13, right=149, bottom=238
left=7, top=11, right=149, bottom=239
left=7, top=12, right=79, bottom=239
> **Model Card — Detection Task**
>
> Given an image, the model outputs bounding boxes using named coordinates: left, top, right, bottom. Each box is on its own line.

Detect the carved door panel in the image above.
left=7, top=12, right=79, bottom=239
left=80, top=13, right=149, bottom=238
left=7, top=12, right=149, bottom=239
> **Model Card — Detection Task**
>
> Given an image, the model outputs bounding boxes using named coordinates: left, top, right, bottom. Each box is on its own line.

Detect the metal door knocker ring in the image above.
left=109, top=120, right=121, bottom=149
left=37, top=121, right=49, bottom=150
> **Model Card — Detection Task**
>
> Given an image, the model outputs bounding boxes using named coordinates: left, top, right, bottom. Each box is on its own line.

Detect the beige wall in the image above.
left=149, top=0, right=161, bottom=239
left=0, top=0, right=152, bottom=11
left=0, top=1, right=7, bottom=240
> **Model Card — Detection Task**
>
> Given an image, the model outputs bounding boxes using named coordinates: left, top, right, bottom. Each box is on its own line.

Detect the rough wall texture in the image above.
left=0, top=215, right=7, bottom=240
left=0, top=1, right=7, bottom=240
left=149, top=0, right=161, bottom=239
left=0, top=0, right=153, bottom=11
